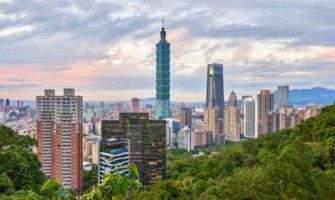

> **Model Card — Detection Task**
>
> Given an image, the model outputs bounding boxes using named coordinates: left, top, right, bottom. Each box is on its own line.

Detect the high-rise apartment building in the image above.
left=305, top=105, right=324, bottom=119
left=224, top=106, right=241, bottom=142
left=178, top=126, right=194, bottom=151
left=100, top=113, right=166, bottom=185
left=131, top=97, right=140, bottom=112
left=155, top=20, right=172, bottom=119
left=243, top=98, right=258, bottom=138
left=241, top=95, right=252, bottom=115
left=180, top=107, right=192, bottom=129
left=204, top=106, right=219, bottom=144
left=36, top=89, right=83, bottom=191
left=279, top=106, right=300, bottom=130
left=228, top=91, right=238, bottom=107
left=206, top=63, right=224, bottom=118
left=276, top=86, right=289, bottom=110
left=257, top=90, right=274, bottom=135
left=194, top=123, right=206, bottom=147
left=266, top=112, right=280, bottom=132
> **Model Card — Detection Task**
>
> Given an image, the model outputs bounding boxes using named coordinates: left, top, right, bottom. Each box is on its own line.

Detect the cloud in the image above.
left=0, top=0, right=334, bottom=101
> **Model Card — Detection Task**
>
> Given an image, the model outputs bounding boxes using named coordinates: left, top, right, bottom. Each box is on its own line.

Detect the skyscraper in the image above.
left=227, top=90, right=238, bottom=107
left=180, top=107, right=192, bottom=129
left=178, top=126, right=194, bottom=151
left=276, top=86, right=289, bottom=109
left=131, top=97, right=140, bottom=112
left=241, top=95, right=252, bottom=115
left=257, top=90, right=274, bottom=135
left=243, top=98, right=258, bottom=138
left=204, top=106, right=219, bottom=144
left=224, top=106, right=241, bottom=142
left=155, top=20, right=172, bottom=119
left=206, top=63, right=224, bottom=118
left=36, top=89, right=83, bottom=191
left=224, top=91, right=241, bottom=142
left=101, top=113, right=166, bottom=185
left=0, top=98, right=3, bottom=106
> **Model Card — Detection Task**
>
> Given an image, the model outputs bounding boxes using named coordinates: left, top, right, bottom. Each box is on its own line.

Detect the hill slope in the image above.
left=133, top=104, right=335, bottom=199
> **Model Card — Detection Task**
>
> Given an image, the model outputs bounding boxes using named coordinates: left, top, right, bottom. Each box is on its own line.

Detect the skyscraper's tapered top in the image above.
left=160, top=18, right=166, bottom=42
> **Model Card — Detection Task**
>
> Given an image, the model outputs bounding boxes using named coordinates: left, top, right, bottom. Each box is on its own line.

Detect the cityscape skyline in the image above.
left=1, top=0, right=335, bottom=101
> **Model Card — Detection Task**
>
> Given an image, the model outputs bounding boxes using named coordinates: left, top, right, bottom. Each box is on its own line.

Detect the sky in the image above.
left=0, top=0, right=334, bottom=102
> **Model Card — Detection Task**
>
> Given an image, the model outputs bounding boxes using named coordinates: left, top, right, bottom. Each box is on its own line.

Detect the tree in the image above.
left=0, top=125, right=45, bottom=194
left=82, top=163, right=142, bottom=200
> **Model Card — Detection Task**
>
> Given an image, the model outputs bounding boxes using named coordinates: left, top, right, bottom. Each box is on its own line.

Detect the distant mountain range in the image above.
left=289, top=87, right=335, bottom=106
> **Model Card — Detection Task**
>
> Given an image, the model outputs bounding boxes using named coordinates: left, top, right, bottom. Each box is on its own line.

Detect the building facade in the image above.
left=224, top=106, right=241, bottom=142
left=36, top=89, right=83, bottom=191
left=257, top=90, right=274, bottom=135
left=305, top=105, right=324, bottom=119
left=243, top=98, right=258, bottom=138
left=178, top=126, right=194, bottom=151
left=180, top=107, right=192, bottom=129
left=131, top=97, right=140, bottom=112
left=100, top=113, right=166, bottom=185
left=99, top=139, right=129, bottom=183
left=279, top=107, right=300, bottom=130
left=241, top=95, right=252, bottom=115
left=206, top=63, right=224, bottom=118
left=204, top=106, right=219, bottom=144
left=276, top=85, right=289, bottom=110
left=155, top=22, right=172, bottom=119
left=227, top=90, right=238, bottom=107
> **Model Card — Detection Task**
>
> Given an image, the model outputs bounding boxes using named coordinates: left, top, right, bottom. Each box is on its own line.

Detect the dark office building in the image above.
left=101, top=113, right=166, bottom=185
left=206, top=63, right=224, bottom=118
left=180, top=107, right=192, bottom=129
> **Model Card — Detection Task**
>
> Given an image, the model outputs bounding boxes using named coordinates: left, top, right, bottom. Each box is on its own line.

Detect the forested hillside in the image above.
left=133, top=104, right=335, bottom=199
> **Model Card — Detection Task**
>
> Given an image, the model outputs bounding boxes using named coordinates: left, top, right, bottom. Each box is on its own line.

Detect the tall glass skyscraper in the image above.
left=155, top=21, right=172, bottom=119
left=206, top=63, right=224, bottom=118
left=276, top=85, right=289, bottom=110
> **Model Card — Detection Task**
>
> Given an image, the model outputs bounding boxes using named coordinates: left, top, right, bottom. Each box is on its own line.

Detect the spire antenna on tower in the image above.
left=162, top=18, right=164, bottom=28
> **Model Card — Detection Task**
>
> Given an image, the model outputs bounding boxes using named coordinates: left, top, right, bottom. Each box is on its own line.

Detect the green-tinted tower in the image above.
left=155, top=20, right=172, bottom=119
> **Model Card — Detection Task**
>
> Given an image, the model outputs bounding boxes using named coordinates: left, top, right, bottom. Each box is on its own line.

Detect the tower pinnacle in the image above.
left=162, top=18, right=164, bottom=28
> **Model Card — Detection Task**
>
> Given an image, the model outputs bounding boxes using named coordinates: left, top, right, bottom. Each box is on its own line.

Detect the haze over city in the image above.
left=0, top=0, right=335, bottom=101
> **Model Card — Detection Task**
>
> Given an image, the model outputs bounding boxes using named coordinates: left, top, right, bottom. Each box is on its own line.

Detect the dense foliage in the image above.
left=0, top=125, right=45, bottom=196
left=83, top=167, right=98, bottom=192
left=133, top=104, right=335, bottom=199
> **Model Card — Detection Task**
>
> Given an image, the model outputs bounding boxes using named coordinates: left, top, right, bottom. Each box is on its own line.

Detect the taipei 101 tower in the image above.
left=155, top=19, right=172, bottom=119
